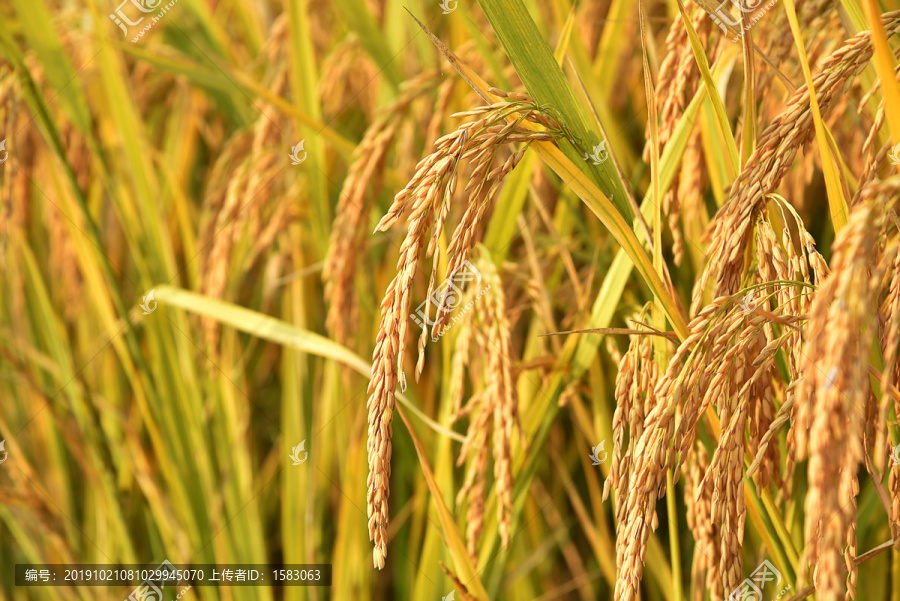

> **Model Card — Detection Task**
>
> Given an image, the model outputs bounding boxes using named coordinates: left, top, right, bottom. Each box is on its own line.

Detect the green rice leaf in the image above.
left=476, top=0, right=634, bottom=222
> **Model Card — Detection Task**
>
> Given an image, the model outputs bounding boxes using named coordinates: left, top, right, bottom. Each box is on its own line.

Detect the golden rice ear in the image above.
left=365, top=96, right=562, bottom=568
left=474, top=254, right=517, bottom=551
left=605, top=304, right=657, bottom=507
left=694, top=13, right=900, bottom=316
left=323, top=70, right=445, bottom=348
left=798, top=199, right=882, bottom=600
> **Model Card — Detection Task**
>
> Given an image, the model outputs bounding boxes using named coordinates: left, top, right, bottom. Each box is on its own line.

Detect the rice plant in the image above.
left=2, top=0, right=900, bottom=600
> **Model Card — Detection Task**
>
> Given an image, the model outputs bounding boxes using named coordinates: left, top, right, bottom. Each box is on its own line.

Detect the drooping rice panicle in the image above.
left=366, top=93, right=558, bottom=568
left=796, top=199, right=885, bottom=600
left=694, top=12, right=900, bottom=315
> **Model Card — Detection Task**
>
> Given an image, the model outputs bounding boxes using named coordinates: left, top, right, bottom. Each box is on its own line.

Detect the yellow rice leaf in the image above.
left=782, top=0, right=851, bottom=232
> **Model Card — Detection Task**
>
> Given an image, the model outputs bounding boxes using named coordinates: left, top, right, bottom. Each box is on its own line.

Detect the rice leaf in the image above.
left=862, top=0, right=900, bottom=167
left=476, top=0, right=634, bottom=222
left=782, top=0, right=851, bottom=232
left=676, top=0, right=739, bottom=181
left=396, top=406, right=490, bottom=601
left=152, top=286, right=464, bottom=441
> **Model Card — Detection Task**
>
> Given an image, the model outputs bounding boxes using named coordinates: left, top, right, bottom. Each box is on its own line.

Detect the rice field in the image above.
left=3, top=0, right=900, bottom=600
